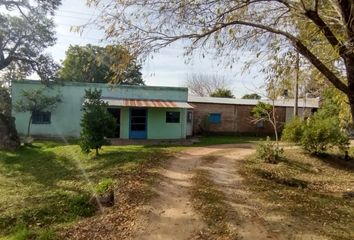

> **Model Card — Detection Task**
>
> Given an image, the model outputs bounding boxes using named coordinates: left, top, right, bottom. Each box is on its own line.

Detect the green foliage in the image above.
left=0, top=1, right=61, bottom=81
left=94, top=178, right=113, bottom=194
left=59, top=44, right=144, bottom=85
left=256, top=137, right=283, bottom=163
left=281, top=117, right=303, bottom=143
left=321, top=88, right=351, bottom=128
left=251, top=102, right=273, bottom=120
left=79, top=89, right=116, bottom=155
left=68, top=194, right=95, bottom=218
left=241, top=93, right=261, bottom=99
left=14, top=87, right=62, bottom=137
left=209, top=88, right=234, bottom=98
left=281, top=109, right=349, bottom=154
left=14, top=88, right=62, bottom=113
left=8, top=225, right=32, bottom=240
left=301, top=115, right=349, bottom=154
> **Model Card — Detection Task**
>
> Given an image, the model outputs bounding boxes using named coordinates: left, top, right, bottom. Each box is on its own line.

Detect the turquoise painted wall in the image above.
left=11, top=80, right=189, bottom=139
left=147, top=108, right=187, bottom=139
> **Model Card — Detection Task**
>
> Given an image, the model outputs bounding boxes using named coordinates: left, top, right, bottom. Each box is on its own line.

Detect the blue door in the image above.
left=129, top=108, right=147, bottom=139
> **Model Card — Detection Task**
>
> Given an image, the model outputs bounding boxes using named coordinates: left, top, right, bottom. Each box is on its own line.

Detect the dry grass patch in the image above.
left=241, top=149, right=354, bottom=239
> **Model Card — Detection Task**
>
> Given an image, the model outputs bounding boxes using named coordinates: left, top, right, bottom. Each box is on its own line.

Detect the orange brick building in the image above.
left=187, top=96, right=319, bottom=136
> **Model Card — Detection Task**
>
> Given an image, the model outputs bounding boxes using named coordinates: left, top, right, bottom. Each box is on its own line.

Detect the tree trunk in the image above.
left=345, top=57, right=354, bottom=126
left=0, top=114, right=20, bottom=150
left=95, top=148, right=99, bottom=156
left=347, top=86, right=354, bottom=127
left=27, top=115, right=32, bottom=137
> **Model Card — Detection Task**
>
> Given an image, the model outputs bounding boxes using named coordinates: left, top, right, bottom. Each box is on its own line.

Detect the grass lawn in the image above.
left=241, top=149, right=354, bottom=239
left=195, top=135, right=265, bottom=146
left=0, top=141, right=171, bottom=239
left=0, top=135, right=260, bottom=239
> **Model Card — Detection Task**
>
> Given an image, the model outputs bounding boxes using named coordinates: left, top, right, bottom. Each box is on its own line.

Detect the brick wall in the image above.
left=191, top=102, right=286, bottom=135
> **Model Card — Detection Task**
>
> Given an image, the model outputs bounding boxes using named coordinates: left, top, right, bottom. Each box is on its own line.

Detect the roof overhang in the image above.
left=102, top=98, right=193, bottom=109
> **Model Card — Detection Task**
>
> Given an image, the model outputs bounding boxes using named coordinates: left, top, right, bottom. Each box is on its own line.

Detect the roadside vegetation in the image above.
left=241, top=149, right=354, bottom=239
left=0, top=141, right=171, bottom=239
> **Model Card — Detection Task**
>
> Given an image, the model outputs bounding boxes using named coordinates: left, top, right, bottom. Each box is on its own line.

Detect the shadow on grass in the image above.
left=0, top=145, right=81, bottom=187
left=278, top=157, right=317, bottom=173
left=314, top=152, right=354, bottom=173
left=87, top=148, right=170, bottom=176
left=254, top=168, right=309, bottom=188
left=0, top=190, right=95, bottom=235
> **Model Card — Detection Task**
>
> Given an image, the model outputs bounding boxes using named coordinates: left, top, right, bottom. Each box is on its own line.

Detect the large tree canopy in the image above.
left=0, top=0, right=61, bottom=82
left=59, top=44, right=144, bottom=85
left=88, top=0, right=354, bottom=122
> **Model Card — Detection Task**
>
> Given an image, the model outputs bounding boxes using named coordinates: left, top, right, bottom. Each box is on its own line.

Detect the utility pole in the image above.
left=294, top=51, right=299, bottom=117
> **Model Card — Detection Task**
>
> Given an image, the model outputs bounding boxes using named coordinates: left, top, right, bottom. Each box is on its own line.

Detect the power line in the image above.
left=59, top=9, right=97, bottom=16
left=56, top=33, right=102, bottom=40
left=55, top=13, right=97, bottom=21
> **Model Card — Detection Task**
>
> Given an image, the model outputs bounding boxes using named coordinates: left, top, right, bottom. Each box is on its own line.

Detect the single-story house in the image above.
left=12, top=80, right=193, bottom=140
left=188, top=95, right=319, bottom=135
left=11, top=80, right=320, bottom=140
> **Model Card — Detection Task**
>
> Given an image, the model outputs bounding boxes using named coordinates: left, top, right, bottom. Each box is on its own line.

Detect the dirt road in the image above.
left=132, top=144, right=279, bottom=240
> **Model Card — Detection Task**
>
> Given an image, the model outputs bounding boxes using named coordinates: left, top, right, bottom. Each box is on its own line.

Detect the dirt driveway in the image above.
left=132, top=144, right=280, bottom=240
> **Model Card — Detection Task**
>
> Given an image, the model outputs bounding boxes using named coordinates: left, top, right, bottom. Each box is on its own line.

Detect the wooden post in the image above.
left=294, top=52, right=299, bottom=117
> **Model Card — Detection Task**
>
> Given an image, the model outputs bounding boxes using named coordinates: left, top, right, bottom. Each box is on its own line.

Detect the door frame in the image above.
left=107, top=107, right=121, bottom=138
left=129, top=108, right=148, bottom=139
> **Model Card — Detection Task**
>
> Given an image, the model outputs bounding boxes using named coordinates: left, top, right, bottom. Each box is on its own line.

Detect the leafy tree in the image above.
left=242, top=93, right=261, bottom=100
left=59, top=44, right=144, bottom=85
left=0, top=0, right=60, bottom=148
left=89, top=0, right=354, bottom=123
left=185, top=73, right=230, bottom=96
left=0, top=0, right=61, bottom=81
left=210, top=88, right=234, bottom=98
left=80, top=89, right=116, bottom=156
left=14, top=88, right=62, bottom=137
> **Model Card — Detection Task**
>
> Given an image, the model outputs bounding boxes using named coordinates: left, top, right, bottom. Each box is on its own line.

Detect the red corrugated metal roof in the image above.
left=124, top=99, right=177, bottom=108
left=102, top=98, right=193, bottom=108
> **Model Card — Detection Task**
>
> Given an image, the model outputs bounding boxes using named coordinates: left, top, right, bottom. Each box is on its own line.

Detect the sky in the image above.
left=48, top=0, right=266, bottom=98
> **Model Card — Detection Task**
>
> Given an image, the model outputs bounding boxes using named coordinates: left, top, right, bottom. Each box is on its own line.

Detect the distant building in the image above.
left=188, top=96, right=319, bottom=136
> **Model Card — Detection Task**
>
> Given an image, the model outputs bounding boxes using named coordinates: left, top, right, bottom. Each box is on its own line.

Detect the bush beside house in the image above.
left=282, top=110, right=349, bottom=155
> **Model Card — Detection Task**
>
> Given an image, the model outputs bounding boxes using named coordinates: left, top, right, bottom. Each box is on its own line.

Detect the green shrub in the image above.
left=80, top=89, right=116, bottom=156
left=94, top=178, right=113, bottom=194
left=256, top=137, right=283, bottom=163
left=8, top=225, right=32, bottom=240
left=301, top=116, right=349, bottom=154
left=281, top=117, right=303, bottom=143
